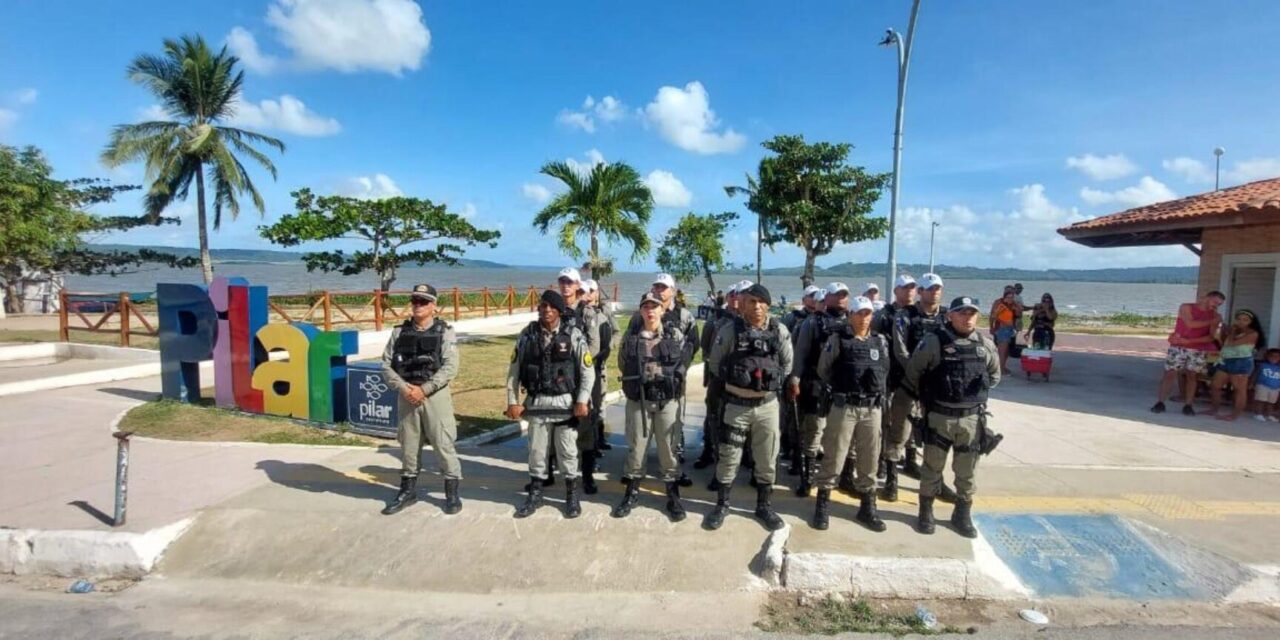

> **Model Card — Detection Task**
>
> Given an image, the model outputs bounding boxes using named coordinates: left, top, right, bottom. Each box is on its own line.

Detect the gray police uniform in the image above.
left=566, top=300, right=603, bottom=453
left=815, top=327, right=889, bottom=494
left=382, top=318, right=462, bottom=480
left=885, top=303, right=948, bottom=462
left=619, top=323, right=687, bottom=481
left=696, top=308, right=733, bottom=464
left=791, top=309, right=842, bottom=457
left=902, top=324, right=1000, bottom=501
left=708, top=317, right=794, bottom=486
left=627, top=303, right=698, bottom=459
left=506, top=320, right=596, bottom=481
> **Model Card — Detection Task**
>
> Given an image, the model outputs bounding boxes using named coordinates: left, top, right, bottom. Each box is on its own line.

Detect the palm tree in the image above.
left=532, top=161, right=653, bottom=280
left=101, top=35, right=284, bottom=283
left=725, top=171, right=775, bottom=283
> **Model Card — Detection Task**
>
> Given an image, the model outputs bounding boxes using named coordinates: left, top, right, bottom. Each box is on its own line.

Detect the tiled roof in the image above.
left=1060, top=176, right=1280, bottom=235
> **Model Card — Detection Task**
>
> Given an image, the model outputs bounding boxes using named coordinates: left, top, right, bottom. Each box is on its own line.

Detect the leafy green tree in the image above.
left=532, top=161, right=653, bottom=280
left=101, top=35, right=285, bottom=284
left=259, top=188, right=502, bottom=291
left=745, top=135, right=890, bottom=287
left=724, top=172, right=783, bottom=283
left=655, top=211, right=738, bottom=294
left=0, top=145, right=197, bottom=313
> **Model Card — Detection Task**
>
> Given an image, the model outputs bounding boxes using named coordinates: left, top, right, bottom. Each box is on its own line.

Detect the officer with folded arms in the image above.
left=380, top=284, right=463, bottom=516
left=704, top=284, right=793, bottom=531
left=902, top=295, right=1002, bottom=538
left=506, top=290, right=595, bottom=519
left=613, top=292, right=689, bottom=522
left=812, top=296, right=889, bottom=531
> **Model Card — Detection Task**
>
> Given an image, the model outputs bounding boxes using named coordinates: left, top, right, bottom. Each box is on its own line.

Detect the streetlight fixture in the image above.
left=928, top=220, right=940, bottom=273
left=881, top=0, right=923, bottom=293
left=1214, top=147, right=1226, bottom=191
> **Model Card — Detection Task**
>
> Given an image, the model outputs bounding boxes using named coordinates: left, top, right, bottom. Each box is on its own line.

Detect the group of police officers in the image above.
left=379, top=268, right=1002, bottom=538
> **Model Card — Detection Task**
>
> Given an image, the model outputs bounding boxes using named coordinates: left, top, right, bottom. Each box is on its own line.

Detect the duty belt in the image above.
left=928, top=404, right=984, bottom=418
left=724, top=393, right=773, bottom=408
left=831, top=393, right=882, bottom=408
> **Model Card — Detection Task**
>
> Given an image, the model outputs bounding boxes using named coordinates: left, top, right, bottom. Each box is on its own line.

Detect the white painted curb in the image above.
left=0, top=518, right=193, bottom=579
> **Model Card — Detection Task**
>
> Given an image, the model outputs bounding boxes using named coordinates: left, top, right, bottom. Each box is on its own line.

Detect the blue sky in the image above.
left=3, top=0, right=1278, bottom=272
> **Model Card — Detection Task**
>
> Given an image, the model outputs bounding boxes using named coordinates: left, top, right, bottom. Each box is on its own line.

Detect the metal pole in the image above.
left=928, top=221, right=938, bottom=273
left=1213, top=147, right=1225, bottom=191
left=884, top=0, right=922, bottom=293
left=112, top=431, right=133, bottom=527
left=756, top=213, right=763, bottom=284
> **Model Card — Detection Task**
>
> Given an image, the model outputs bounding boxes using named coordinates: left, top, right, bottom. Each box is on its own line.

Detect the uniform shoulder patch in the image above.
left=583, top=351, right=594, bottom=367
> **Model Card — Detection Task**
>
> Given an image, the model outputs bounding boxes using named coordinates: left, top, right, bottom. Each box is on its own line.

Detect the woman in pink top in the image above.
left=1152, top=291, right=1224, bottom=416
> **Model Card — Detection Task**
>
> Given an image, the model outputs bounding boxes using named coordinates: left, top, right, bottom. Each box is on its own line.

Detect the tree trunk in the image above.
left=2, top=281, right=18, bottom=315
left=701, top=258, right=716, bottom=295
left=381, top=264, right=396, bottom=292
left=802, top=250, right=817, bottom=289
left=195, top=163, right=213, bottom=284
left=589, top=230, right=599, bottom=269
left=756, top=213, right=763, bottom=283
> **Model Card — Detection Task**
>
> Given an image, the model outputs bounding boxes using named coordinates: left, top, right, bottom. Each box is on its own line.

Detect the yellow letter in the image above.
left=251, top=323, right=312, bottom=419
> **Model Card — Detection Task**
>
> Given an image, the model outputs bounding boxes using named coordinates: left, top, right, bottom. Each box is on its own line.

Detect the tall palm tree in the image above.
left=101, top=35, right=284, bottom=283
left=725, top=171, right=775, bottom=283
left=532, top=161, right=653, bottom=280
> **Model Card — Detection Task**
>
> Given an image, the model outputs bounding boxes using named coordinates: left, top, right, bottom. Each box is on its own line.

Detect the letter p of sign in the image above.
left=157, top=283, right=217, bottom=402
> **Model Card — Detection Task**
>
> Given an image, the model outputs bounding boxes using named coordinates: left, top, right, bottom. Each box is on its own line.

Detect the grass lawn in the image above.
left=0, top=329, right=159, bottom=350
left=757, top=593, right=962, bottom=635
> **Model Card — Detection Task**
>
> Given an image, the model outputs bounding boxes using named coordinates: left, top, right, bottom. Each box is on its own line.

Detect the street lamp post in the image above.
left=881, top=0, right=923, bottom=293
left=928, top=220, right=940, bottom=273
left=1214, top=147, right=1225, bottom=191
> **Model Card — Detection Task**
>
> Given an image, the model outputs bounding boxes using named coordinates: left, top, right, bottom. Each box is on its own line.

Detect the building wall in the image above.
left=1198, top=223, right=1280, bottom=296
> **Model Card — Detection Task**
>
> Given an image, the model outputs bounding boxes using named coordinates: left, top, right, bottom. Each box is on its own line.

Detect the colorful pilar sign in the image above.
left=157, top=278, right=359, bottom=423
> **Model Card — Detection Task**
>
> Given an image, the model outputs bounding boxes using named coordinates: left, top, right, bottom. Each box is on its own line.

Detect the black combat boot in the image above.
left=525, top=462, right=556, bottom=491
left=937, top=482, right=959, bottom=504
left=788, top=446, right=803, bottom=476
left=596, top=419, right=612, bottom=450
left=902, top=446, right=921, bottom=479
left=704, top=485, right=731, bottom=530
left=677, top=472, right=693, bottom=488
left=693, top=447, right=716, bottom=470
left=443, top=479, right=462, bottom=515
left=916, top=495, right=936, bottom=535
left=951, top=498, right=978, bottom=539
left=754, top=484, right=785, bottom=531
left=879, top=461, right=899, bottom=502
left=514, top=478, right=543, bottom=518
left=665, top=481, right=687, bottom=522
left=581, top=451, right=599, bottom=495
left=795, top=455, right=814, bottom=497
left=564, top=478, right=582, bottom=519
left=856, top=492, right=887, bottom=532
left=812, top=488, right=831, bottom=530
left=748, top=475, right=762, bottom=489
left=612, top=477, right=640, bottom=518
left=876, top=456, right=887, bottom=480
left=707, top=477, right=722, bottom=491
left=837, top=460, right=856, bottom=494
left=381, top=475, right=418, bottom=515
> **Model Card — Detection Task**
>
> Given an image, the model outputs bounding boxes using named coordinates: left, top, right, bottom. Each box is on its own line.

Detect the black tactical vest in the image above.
left=620, top=327, right=683, bottom=403
left=391, top=319, right=446, bottom=384
left=784, top=309, right=810, bottom=344
left=906, top=306, right=947, bottom=355
left=829, top=327, right=889, bottom=398
left=518, top=323, right=577, bottom=396
left=721, top=317, right=784, bottom=392
left=923, top=326, right=990, bottom=408
left=801, top=310, right=843, bottom=379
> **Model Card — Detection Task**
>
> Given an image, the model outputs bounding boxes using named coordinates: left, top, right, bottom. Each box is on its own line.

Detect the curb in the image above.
left=1, top=518, right=193, bottom=579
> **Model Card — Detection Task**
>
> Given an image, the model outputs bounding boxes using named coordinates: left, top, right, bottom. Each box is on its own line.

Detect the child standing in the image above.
left=1254, top=348, right=1280, bottom=422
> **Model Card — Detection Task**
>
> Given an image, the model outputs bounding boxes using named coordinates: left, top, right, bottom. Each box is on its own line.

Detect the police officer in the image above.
left=506, top=290, right=596, bottom=519
left=582, top=279, right=616, bottom=452
left=693, top=281, right=746, bottom=471
left=882, top=272, right=951, bottom=502
left=779, top=285, right=822, bottom=476
left=556, top=267, right=606, bottom=494
left=902, top=295, right=1002, bottom=538
left=812, top=296, right=889, bottom=531
left=788, top=282, right=851, bottom=498
left=380, top=284, right=463, bottom=516
left=613, top=292, right=689, bottom=522
left=704, top=284, right=793, bottom=531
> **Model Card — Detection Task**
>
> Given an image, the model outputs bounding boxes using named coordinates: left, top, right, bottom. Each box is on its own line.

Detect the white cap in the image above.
left=894, top=274, right=917, bottom=289
left=557, top=267, right=581, bottom=282
left=803, top=285, right=823, bottom=299
left=580, top=279, right=598, bottom=293
left=730, top=280, right=753, bottom=295
left=825, top=282, right=850, bottom=297
left=863, top=282, right=880, bottom=294
left=919, top=273, right=943, bottom=289
left=850, top=296, right=875, bottom=313
left=653, top=273, right=676, bottom=289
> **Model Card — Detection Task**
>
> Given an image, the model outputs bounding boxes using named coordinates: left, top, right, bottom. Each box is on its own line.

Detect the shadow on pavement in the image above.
left=95, top=387, right=161, bottom=402
left=67, top=500, right=114, bottom=526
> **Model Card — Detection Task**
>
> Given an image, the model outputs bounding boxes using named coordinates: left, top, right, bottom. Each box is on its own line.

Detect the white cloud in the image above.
left=227, top=95, right=341, bottom=136
left=643, top=81, right=746, bottom=155
left=12, top=88, right=37, bottom=105
left=137, top=104, right=170, bottom=121
left=337, top=174, right=402, bottom=199
left=226, top=27, right=280, bottom=74
left=644, top=170, right=693, bottom=208
left=522, top=183, right=553, bottom=204
left=1227, top=157, right=1280, bottom=183
left=0, top=108, right=16, bottom=133
left=1162, top=155, right=1280, bottom=187
left=565, top=148, right=606, bottom=176
left=1065, top=153, right=1137, bottom=181
left=556, top=95, right=629, bottom=133
left=1162, top=157, right=1213, bottom=184
left=459, top=202, right=477, bottom=219
left=1079, top=176, right=1176, bottom=208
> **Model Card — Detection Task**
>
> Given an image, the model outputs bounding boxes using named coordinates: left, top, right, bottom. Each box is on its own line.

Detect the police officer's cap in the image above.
left=539, top=289, right=567, bottom=314
left=638, top=291, right=663, bottom=307
left=948, top=296, right=981, bottom=313
left=410, top=284, right=438, bottom=302
left=741, top=283, right=772, bottom=305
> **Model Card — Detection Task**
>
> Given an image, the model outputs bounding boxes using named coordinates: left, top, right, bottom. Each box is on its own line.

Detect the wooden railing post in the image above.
left=58, top=289, right=69, bottom=342
left=118, top=292, right=131, bottom=347
left=612, top=282, right=618, bottom=303
left=322, top=292, right=332, bottom=331
left=482, top=287, right=490, bottom=318
left=507, top=285, right=515, bottom=315
left=452, top=287, right=461, bottom=322
left=373, top=290, right=384, bottom=331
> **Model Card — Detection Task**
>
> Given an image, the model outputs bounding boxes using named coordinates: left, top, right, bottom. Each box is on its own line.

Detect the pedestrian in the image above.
left=583, top=279, right=617, bottom=452
left=704, top=284, right=793, bottom=531
left=779, top=285, right=823, bottom=476
left=1012, top=283, right=1027, bottom=332
left=903, top=295, right=1003, bottom=538
left=612, top=292, right=689, bottom=521
left=812, top=296, right=889, bottom=532
left=989, top=287, right=1020, bottom=375
left=556, top=267, right=605, bottom=494
left=1205, top=309, right=1264, bottom=421
left=789, top=282, right=852, bottom=498
left=1253, top=348, right=1280, bottom=422
left=1152, top=291, right=1225, bottom=416
left=507, top=290, right=595, bottom=519
left=694, top=282, right=743, bottom=471
left=1025, top=293, right=1058, bottom=350
left=379, top=284, right=463, bottom=516
left=863, top=283, right=886, bottom=311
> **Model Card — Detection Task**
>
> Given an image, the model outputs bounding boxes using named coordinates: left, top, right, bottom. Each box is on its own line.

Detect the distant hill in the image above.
left=729, top=262, right=1197, bottom=284
left=86, top=244, right=513, bottom=269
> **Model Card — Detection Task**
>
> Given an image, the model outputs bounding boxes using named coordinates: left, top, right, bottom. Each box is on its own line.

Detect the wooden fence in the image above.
left=58, top=282, right=620, bottom=347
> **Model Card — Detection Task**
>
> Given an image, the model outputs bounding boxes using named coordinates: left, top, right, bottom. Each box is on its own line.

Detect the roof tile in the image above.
left=1060, top=176, right=1280, bottom=234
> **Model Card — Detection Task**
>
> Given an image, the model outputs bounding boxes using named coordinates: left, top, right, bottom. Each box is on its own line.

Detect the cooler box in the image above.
left=1020, top=348, right=1053, bottom=380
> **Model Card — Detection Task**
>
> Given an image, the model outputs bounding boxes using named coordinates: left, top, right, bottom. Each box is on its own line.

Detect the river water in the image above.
left=67, top=263, right=1195, bottom=317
